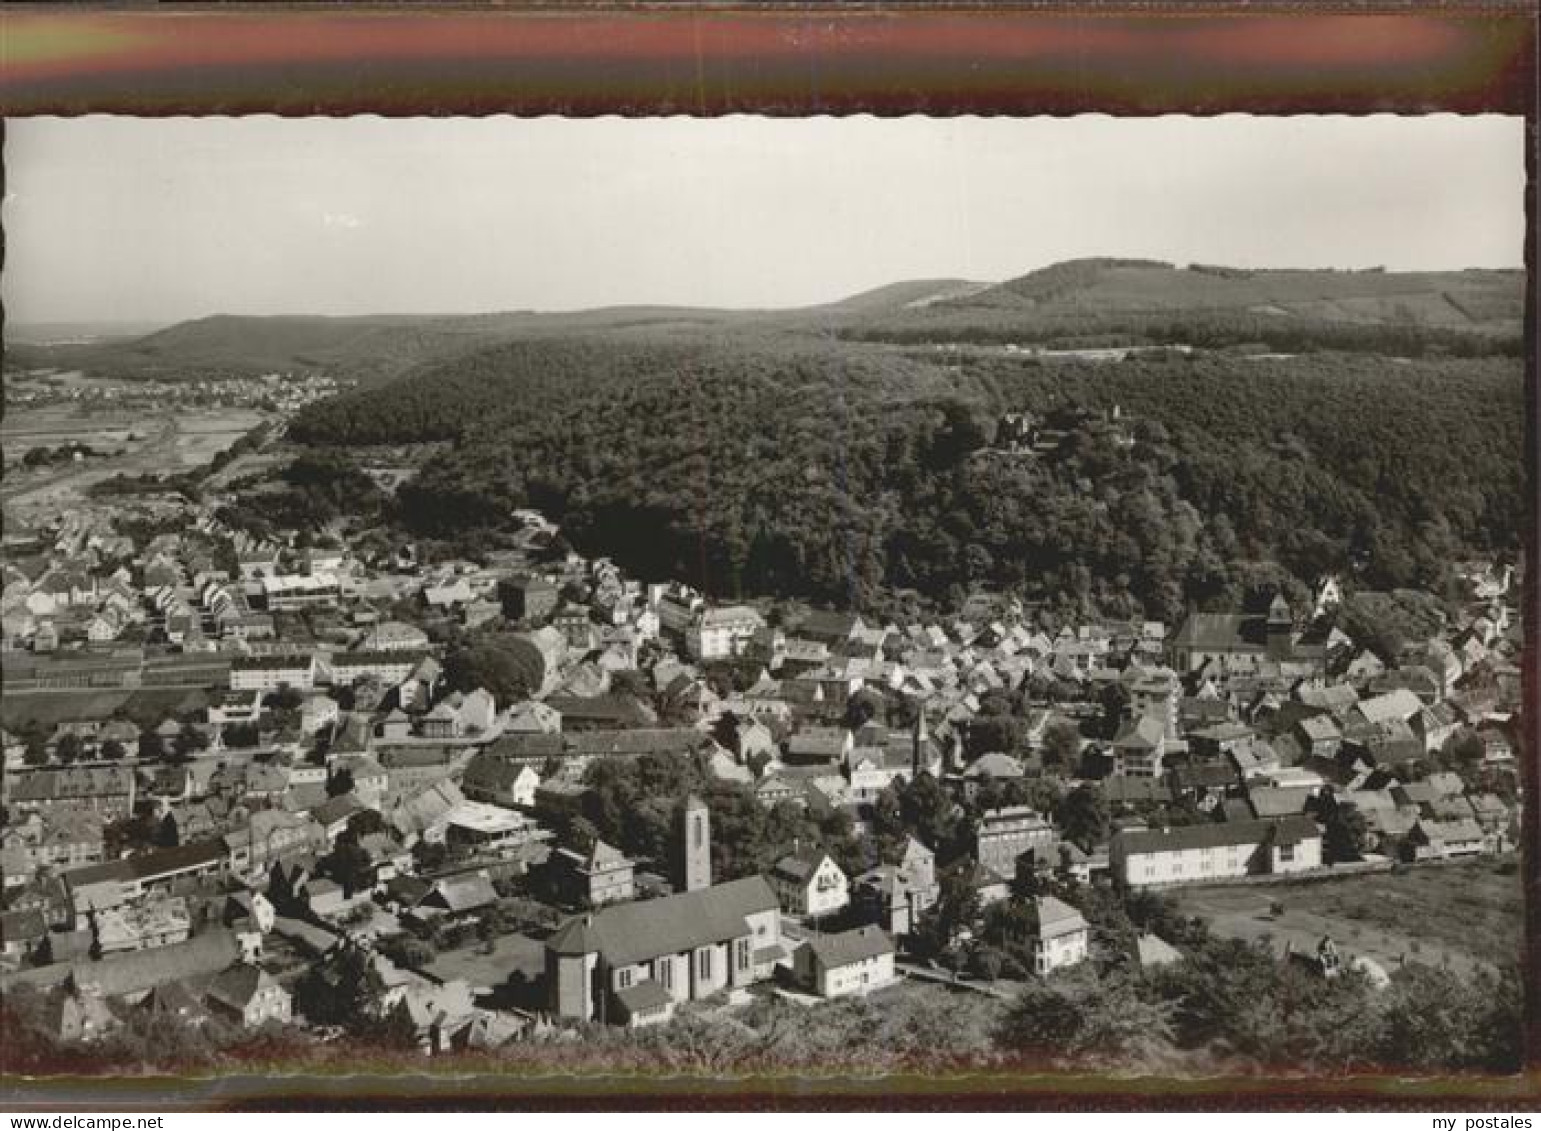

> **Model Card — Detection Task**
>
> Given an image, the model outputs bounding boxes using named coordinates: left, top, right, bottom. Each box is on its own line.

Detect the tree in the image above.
left=22, top=738, right=49, bottom=767
left=152, top=812, right=181, bottom=849
left=99, top=739, right=127, bottom=761
left=1322, top=805, right=1369, bottom=864
left=1040, top=719, right=1081, bottom=769
left=54, top=733, right=84, bottom=765
left=896, top=772, right=966, bottom=863
left=223, top=723, right=259, bottom=749
left=295, top=943, right=384, bottom=1029
left=998, top=965, right=1175, bottom=1067
left=326, top=767, right=356, bottom=798
left=710, top=711, right=742, bottom=757
left=442, top=632, right=545, bottom=702
left=137, top=732, right=167, bottom=763
left=843, top=688, right=885, bottom=731
left=1055, top=784, right=1109, bottom=851
left=1441, top=727, right=1486, bottom=770
left=171, top=724, right=208, bottom=763
left=911, top=860, right=982, bottom=960
left=322, top=830, right=375, bottom=897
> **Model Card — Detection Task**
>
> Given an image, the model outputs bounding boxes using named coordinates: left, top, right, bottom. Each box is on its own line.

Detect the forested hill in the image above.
left=839, top=260, right=1526, bottom=354
left=11, top=261, right=1523, bottom=383
left=288, top=332, right=1524, bottom=621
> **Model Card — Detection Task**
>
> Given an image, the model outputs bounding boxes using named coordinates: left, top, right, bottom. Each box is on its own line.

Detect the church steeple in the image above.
left=911, top=703, right=929, bottom=778
left=680, top=794, right=711, bottom=892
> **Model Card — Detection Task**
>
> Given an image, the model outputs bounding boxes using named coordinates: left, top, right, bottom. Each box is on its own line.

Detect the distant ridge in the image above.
left=6, top=259, right=1522, bottom=384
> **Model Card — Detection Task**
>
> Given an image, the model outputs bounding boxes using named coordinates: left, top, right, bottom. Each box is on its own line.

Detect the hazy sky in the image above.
left=2, top=114, right=1525, bottom=325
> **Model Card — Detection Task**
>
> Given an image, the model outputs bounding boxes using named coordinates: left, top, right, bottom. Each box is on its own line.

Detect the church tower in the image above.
left=911, top=704, right=931, bottom=778
left=680, top=794, right=711, bottom=892
left=1266, top=593, right=1293, bottom=660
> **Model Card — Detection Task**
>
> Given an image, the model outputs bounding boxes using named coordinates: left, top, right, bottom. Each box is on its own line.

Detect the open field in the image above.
left=423, top=932, right=546, bottom=993
left=1, top=404, right=268, bottom=511
left=1168, top=858, right=1523, bottom=979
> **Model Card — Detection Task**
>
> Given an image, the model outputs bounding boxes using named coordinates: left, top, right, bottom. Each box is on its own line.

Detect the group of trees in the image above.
left=216, top=451, right=388, bottom=541
left=441, top=630, right=547, bottom=703
left=965, top=878, right=1524, bottom=1076
left=564, top=748, right=869, bottom=882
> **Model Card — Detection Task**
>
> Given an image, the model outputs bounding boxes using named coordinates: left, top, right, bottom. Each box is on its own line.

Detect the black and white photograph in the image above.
left=0, top=103, right=1529, bottom=1099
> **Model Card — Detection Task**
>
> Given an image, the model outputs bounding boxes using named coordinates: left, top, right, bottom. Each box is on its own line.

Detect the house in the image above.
left=793, top=610, right=866, bottom=647
left=1404, top=818, right=1486, bottom=861
left=768, top=850, right=849, bottom=919
left=34, top=978, right=119, bottom=1043
left=1111, top=713, right=1166, bottom=777
left=8, top=766, right=136, bottom=819
left=1411, top=702, right=1461, bottom=754
left=308, top=794, right=370, bottom=843
left=851, top=838, right=938, bottom=937
left=409, top=872, right=500, bottom=923
left=1339, top=647, right=1386, bottom=686
left=503, top=576, right=559, bottom=624
left=223, top=890, right=278, bottom=934
left=1027, top=895, right=1090, bottom=976
left=1, top=909, right=48, bottom=967
left=686, top=605, right=766, bottom=661
left=504, top=700, right=562, bottom=735
left=223, top=809, right=322, bottom=875
left=545, top=875, right=784, bottom=1027
left=332, top=755, right=389, bottom=808
left=300, top=694, right=341, bottom=738
left=1111, top=816, right=1323, bottom=888
left=1293, top=714, right=1343, bottom=760
left=552, top=839, right=636, bottom=908
left=784, top=726, right=853, bottom=766
left=360, top=621, right=430, bottom=653
left=793, top=925, right=896, bottom=998
left=462, top=754, right=541, bottom=809
left=969, top=861, right=1012, bottom=907
left=975, top=806, right=1056, bottom=878
left=419, top=700, right=462, bottom=740
left=1, top=806, right=105, bottom=874
left=204, top=963, right=293, bottom=1028
left=456, top=688, right=497, bottom=734
left=1350, top=689, right=1424, bottom=730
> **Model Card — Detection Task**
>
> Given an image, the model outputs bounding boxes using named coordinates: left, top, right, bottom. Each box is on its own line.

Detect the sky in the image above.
left=2, top=114, right=1526, bottom=326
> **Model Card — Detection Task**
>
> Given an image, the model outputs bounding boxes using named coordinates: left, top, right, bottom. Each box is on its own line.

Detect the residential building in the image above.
left=852, top=837, right=938, bottom=937
left=1027, top=895, right=1090, bottom=976
left=1110, top=816, right=1322, bottom=888
left=204, top=963, right=293, bottom=1028
left=686, top=605, right=766, bottom=661
left=552, top=839, right=636, bottom=908
left=1111, top=713, right=1167, bottom=777
left=975, top=806, right=1056, bottom=878
left=793, top=925, right=896, bottom=998
left=768, top=850, right=849, bottom=919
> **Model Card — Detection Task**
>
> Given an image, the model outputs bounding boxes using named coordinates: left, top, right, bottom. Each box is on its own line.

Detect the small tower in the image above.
left=1266, top=593, right=1293, bottom=660
left=911, top=704, right=930, bottom=779
left=680, top=794, right=711, bottom=892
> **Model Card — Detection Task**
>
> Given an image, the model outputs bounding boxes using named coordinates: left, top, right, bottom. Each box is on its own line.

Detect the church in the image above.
left=544, top=795, right=786, bottom=1026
